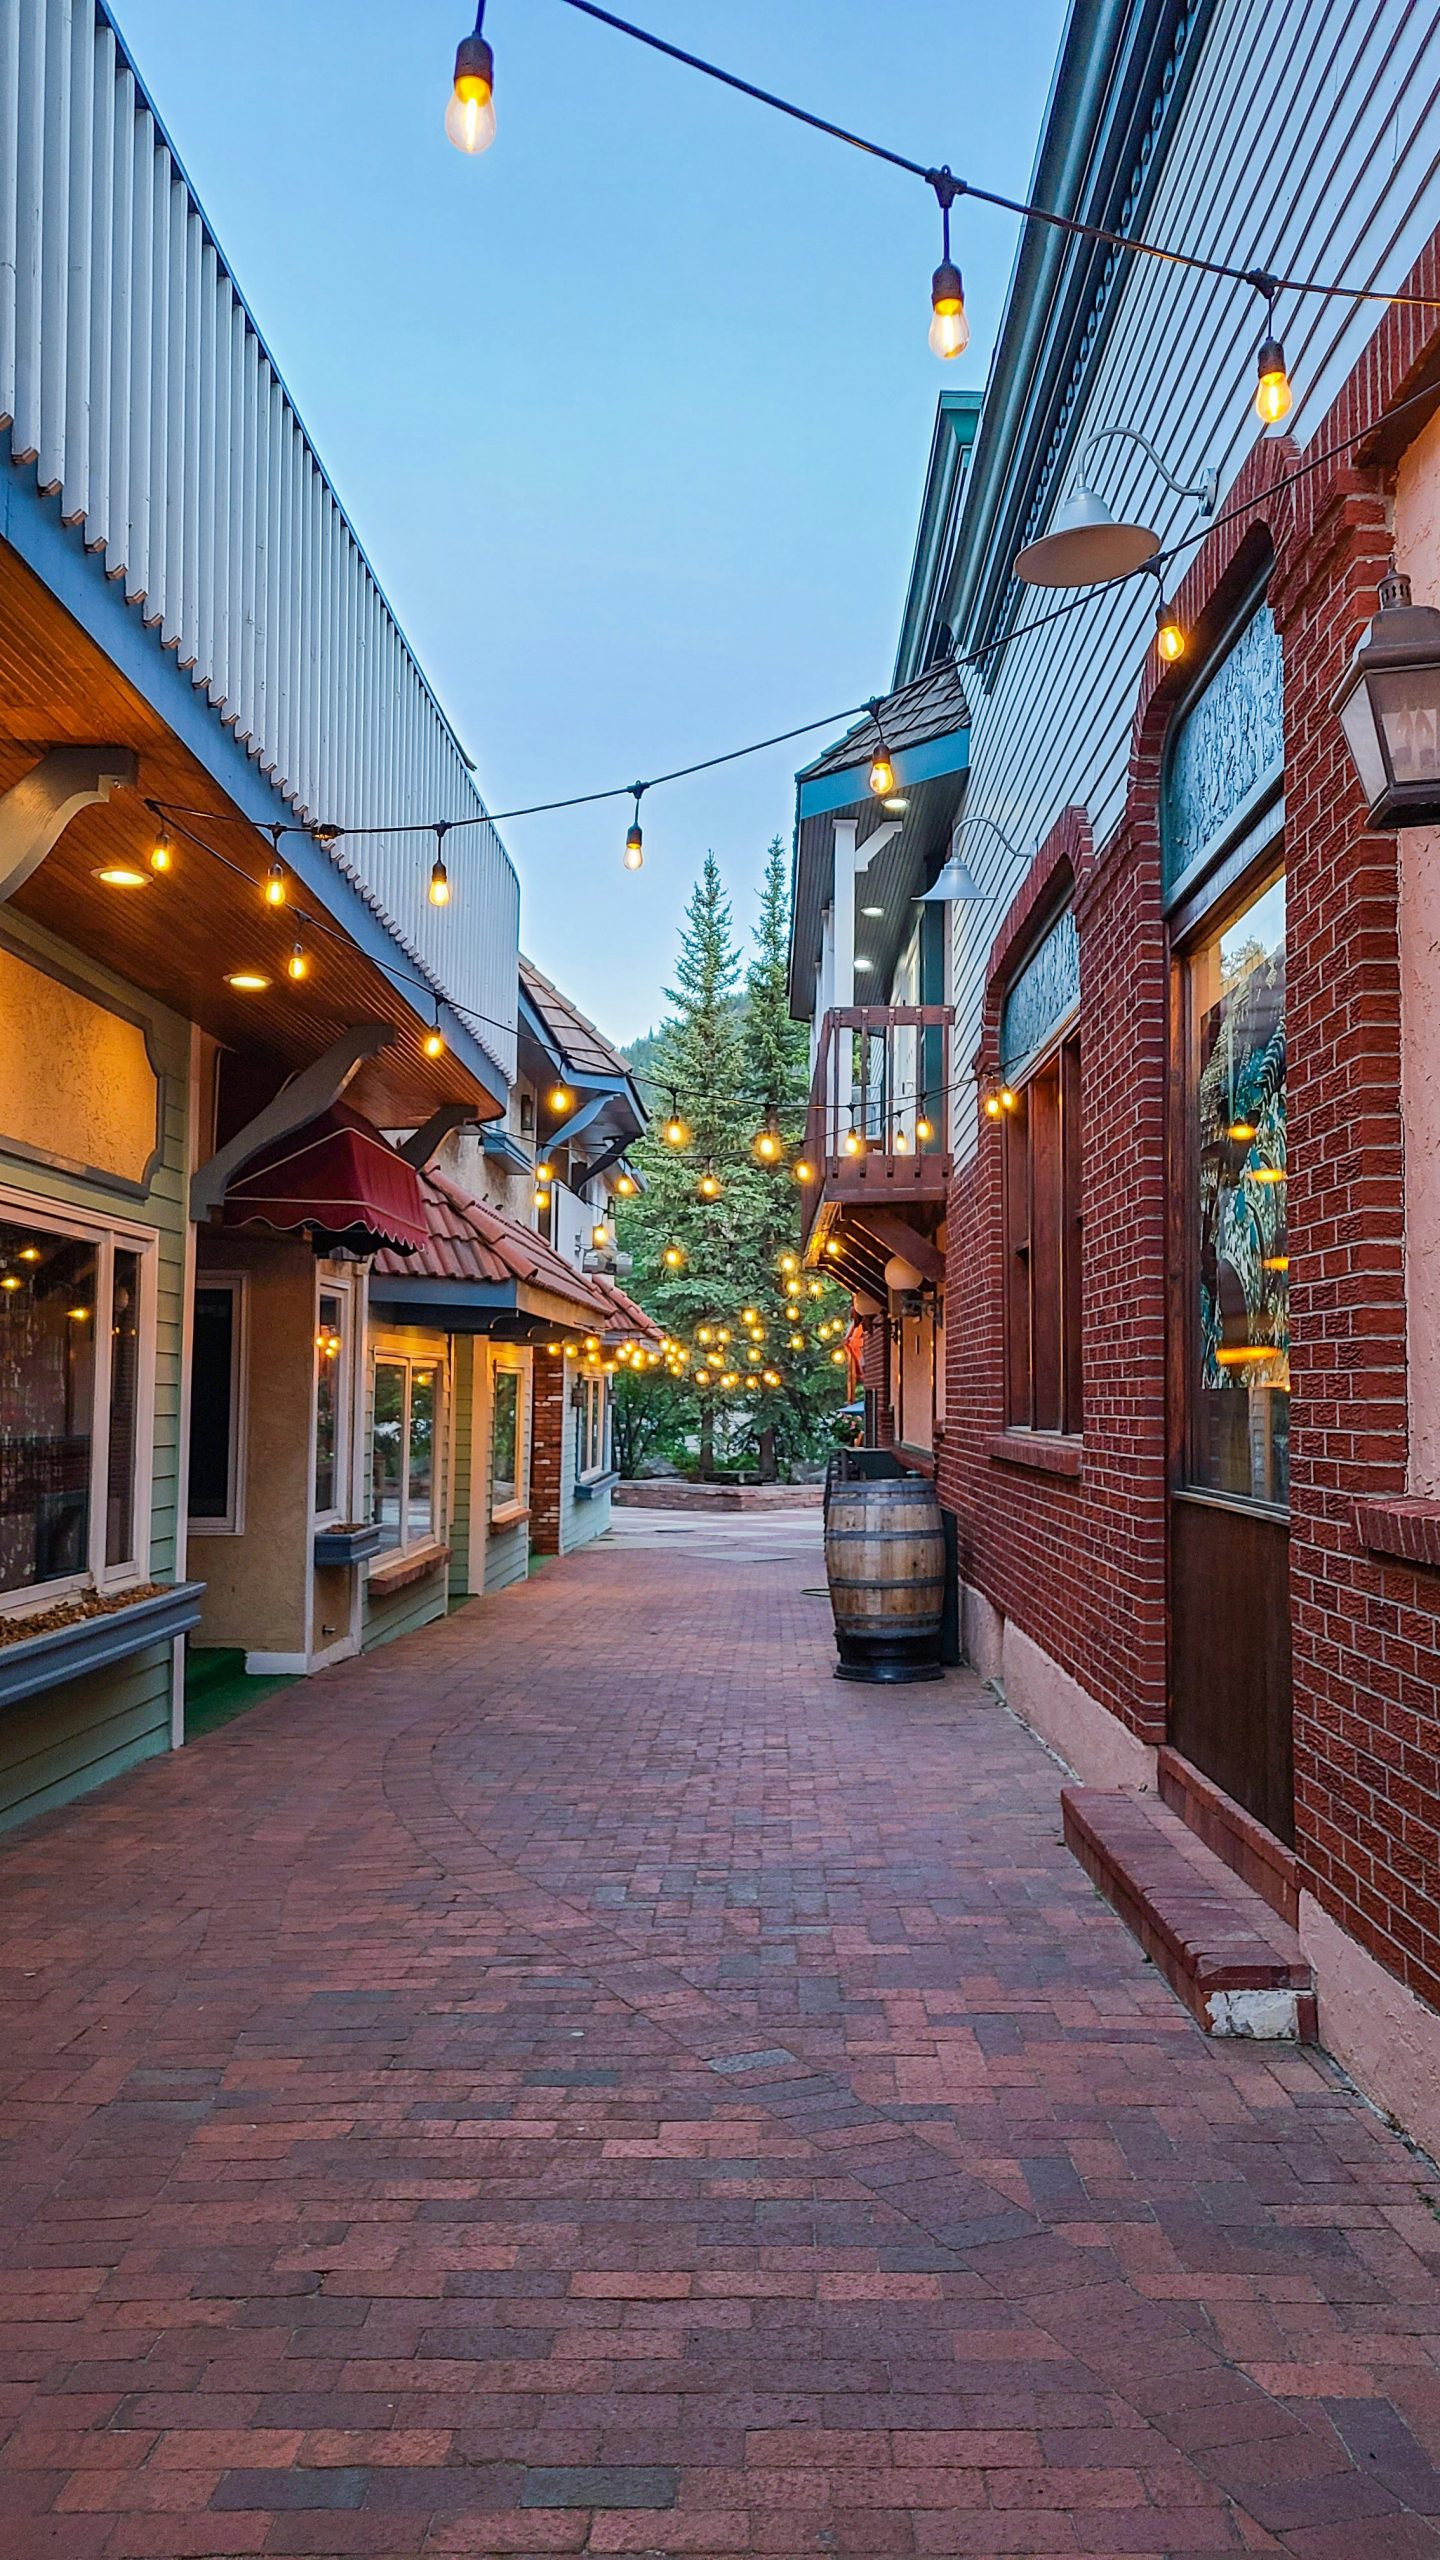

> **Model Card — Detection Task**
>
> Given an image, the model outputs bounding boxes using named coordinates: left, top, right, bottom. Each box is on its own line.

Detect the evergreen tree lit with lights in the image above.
left=615, top=843, right=849, bottom=1481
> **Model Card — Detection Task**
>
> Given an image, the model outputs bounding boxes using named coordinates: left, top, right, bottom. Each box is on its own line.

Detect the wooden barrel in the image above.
left=824, top=1473, right=946, bottom=1683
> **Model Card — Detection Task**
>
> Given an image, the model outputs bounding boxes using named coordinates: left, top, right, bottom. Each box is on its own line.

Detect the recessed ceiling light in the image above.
left=884, top=796, right=910, bottom=813
left=861, top=905, right=885, bottom=917
left=853, top=955, right=875, bottom=972
left=226, top=970, right=270, bottom=992
left=94, top=864, right=149, bottom=889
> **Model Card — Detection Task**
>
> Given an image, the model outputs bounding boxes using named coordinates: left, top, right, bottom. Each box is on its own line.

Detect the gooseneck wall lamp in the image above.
left=916, top=813, right=1030, bottom=905
left=1335, top=567, right=1440, bottom=829
left=1013, top=428, right=1219, bottom=588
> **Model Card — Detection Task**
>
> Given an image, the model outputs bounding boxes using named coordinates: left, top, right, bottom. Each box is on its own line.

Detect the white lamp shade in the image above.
left=917, top=855, right=984, bottom=903
left=884, top=1255, right=923, bottom=1293
left=1014, top=484, right=1161, bottom=588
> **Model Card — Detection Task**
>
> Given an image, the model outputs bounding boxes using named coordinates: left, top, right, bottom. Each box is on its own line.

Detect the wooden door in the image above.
left=1169, top=867, right=1293, bottom=1843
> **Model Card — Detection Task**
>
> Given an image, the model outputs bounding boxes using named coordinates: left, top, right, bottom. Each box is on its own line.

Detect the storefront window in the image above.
left=1186, top=870, right=1289, bottom=1506
left=578, top=1372, right=607, bottom=1478
left=371, top=1351, right=445, bottom=1555
left=189, top=1280, right=245, bottom=1532
left=1003, top=1034, right=1083, bottom=1435
left=0, top=1209, right=150, bottom=1603
left=491, top=1363, right=525, bottom=1518
left=314, top=1288, right=346, bottom=1520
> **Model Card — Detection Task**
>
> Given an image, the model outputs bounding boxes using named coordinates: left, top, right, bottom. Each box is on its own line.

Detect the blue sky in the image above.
left=113, top=0, right=1067, bottom=1043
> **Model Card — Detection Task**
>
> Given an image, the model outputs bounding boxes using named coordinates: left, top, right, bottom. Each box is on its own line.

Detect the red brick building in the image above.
left=792, top=0, right=1440, bottom=2146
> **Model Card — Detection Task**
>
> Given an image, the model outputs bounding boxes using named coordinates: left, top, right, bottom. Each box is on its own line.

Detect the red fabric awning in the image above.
left=223, top=1103, right=429, bottom=1254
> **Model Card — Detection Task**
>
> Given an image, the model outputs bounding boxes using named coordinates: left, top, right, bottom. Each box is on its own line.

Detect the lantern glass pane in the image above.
left=1337, top=678, right=1389, bottom=805
left=1367, top=667, right=1440, bottom=789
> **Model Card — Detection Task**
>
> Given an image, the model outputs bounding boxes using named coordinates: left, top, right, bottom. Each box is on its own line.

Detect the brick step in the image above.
left=1062, top=1786, right=1316, bottom=2041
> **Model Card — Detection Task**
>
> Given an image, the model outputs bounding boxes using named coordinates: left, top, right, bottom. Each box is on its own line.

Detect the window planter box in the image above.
left=313, top=1521, right=386, bottom=1568
left=574, top=1469, right=620, bottom=1503
left=0, top=1581, right=206, bottom=1712
left=367, top=1541, right=450, bottom=1600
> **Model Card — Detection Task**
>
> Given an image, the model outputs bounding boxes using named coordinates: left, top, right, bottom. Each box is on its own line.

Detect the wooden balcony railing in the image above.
left=801, top=1006, right=953, bottom=1241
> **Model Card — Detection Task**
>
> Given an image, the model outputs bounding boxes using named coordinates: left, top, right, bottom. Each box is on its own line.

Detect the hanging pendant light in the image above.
left=429, top=821, right=452, bottom=906
left=927, top=169, right=969, bottom=360
left=624, top=783, right=645, bottom=871
left=1253, top=288, right=1293, bottom=424
left=866, top=698, right=896, bottom=798
left=445, top=3, right=496, bottom=153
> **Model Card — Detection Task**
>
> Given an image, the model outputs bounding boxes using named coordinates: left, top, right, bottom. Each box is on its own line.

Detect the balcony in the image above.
left=801, top=1006, right=953, bottom=1243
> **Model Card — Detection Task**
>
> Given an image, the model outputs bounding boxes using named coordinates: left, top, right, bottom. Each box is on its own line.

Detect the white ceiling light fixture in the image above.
left=916, top=814, right=1030, bottom=903
left=1014, top=428, right=1218, bottom=588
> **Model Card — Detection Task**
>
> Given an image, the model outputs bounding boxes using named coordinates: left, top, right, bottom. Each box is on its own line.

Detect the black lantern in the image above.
left=1334, top=568, right=1440, bottom=829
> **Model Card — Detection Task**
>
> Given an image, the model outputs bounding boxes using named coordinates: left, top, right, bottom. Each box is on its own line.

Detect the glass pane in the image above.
left=106, top=1249, right=141, bottom=1567
left=491, top=1368, right=520, bottom=1511
left=371, top=1359, right=406, bottom=1552
left=189, top=1287, right=236, bottom=1521
left=0, top=1222, right=98, bottom=1593
left=409, top=1366, right=436, bottom=1543
left=315, top=1290, right=344, bottom=1516
left=1188, top=872, right=1289, bottom=1506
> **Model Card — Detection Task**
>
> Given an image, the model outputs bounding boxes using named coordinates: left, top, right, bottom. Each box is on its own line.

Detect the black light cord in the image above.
left=149, top=373, right=1440, bottom=873
left=549, top=0, right=1440, bottom=313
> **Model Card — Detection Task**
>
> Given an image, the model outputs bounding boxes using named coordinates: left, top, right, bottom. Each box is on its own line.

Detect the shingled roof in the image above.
left=372, top=1169, right=663, bottom=1347
left=520, top=956, right=634, bottom=1083
left=796, top=656, right=970, bottom=788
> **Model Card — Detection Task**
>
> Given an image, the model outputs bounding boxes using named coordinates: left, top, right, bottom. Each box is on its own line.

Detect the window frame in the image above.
left=312, top=1271, right=357, bottom=1531
left=577, top=1370, right=609, bottom=1481
left=0, top=1183, right=158, bottom=1614
left=187, top=1271, right=249, bottom=1538
left=489, top=1356, right=529, bottom=1526
left=368, top=1343, right=448, bottom=1559
left=1001, top=1027, right=1083, bottom=1440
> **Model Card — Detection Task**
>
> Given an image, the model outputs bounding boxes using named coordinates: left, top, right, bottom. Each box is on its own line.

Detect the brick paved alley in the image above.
left=3, top=1512, right=1440, bottom=2559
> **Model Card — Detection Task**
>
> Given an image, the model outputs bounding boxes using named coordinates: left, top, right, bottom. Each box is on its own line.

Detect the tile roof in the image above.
left=796, top=656, right=970, bottom=785
left=372, top=1169, right=662, bottom=1347
left=520, top=955, right=634, bottom=1083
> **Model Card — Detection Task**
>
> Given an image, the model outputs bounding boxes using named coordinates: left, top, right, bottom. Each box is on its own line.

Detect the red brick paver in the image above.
left=2, top=1514, right=1440, bottom=2557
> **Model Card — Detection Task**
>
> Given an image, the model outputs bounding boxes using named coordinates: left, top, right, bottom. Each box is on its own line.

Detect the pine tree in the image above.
left=617, top=847, right=850, bottom=1481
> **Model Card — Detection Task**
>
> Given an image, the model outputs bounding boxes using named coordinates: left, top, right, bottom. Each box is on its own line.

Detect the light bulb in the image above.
left=663, top=1116, right=688, bottom=1148
left=985, top=1093, right=1002, bottom=1119
left=423, top=1027, right=445, bottom=1059
left=1254, top=336, right=1292, bottom=424
left=548, top=1083, right=573, bottom=1114
left=793, top=1158, right=815, bottom=1184
left=663, top=1244, right=684, bottom=1268
left=843, top=1129, right=862, bottom=1157
left=150, top=823, right=172, bottom=874
left=929, top=260, right=969, bottom=360
left=868, top=750, right=895, bottom=798
left=779, top=1254, right=798, bottom=1274
left=755, top=1128, right=781, bottom=1162
left=915, top=1115, right=932, bottom=1143
left=763, top=1370, right=780, bottom=1388
left=698, top=1171, right=721, bottom=1199
left=830, top=1347, right=847, bottom=1366
left=445, top=23, right=496, bottom=154
left=695, top=1368, right=711, bottom=1387
left=265, top=860, right=287, bottom=907
left=1156, top=601, right=1186, bottom=662
left=429, top=856, right=451, bottom=906
left=616, top=1174, right=636, bottom=1196
left=789, top=1333, right=805, bottom=1351
left=1000, top=1087, right=1018, bottom=1111
left=894, top=1129, right=909, bottom=1152
left=624, top=821, right=644, bottom=871
left=592, top=1223, right=608, bottom=1249
left=287, top=941, right=309, bottom=982
left=697, top=1327, right=712, bottom=1345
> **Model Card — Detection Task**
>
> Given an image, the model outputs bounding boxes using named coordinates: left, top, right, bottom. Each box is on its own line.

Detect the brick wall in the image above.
left=937, top=224, right=1440, bottom=2016
left=530, top=1353, right=567, bottom=1556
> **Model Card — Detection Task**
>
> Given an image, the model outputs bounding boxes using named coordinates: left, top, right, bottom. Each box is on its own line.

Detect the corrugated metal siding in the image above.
left=946, top=0, right=1439, bottom=1158
left=0, top=0, right=517, bottom=1078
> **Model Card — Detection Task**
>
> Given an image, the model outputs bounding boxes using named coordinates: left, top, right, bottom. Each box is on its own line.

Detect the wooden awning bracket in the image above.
left=191, top=1019, right=395, bottom=1222
left=0, top=746, right=139, bottom=901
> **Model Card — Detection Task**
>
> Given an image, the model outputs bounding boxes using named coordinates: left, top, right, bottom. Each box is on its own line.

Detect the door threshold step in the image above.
left=1062, top=1786, right=1316, bottom=2040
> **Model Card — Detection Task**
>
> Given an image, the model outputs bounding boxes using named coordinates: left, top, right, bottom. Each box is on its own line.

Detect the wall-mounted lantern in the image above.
left=1334, top=569, right=1440, bottom=829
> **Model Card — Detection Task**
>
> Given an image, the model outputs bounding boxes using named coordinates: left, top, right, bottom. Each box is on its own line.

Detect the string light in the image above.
left=616, top=1172, right=637, bottom=1195
left=445, top=3, right=496, bottom=153
left=663, top=1095, right=689, bottom=1147
left=149, top=820, right=173, bottom=874
left=265, top=857, right=287, bottom=906
left=423, top=1008, right=446, bottom=1059
left=915, top=1114, right=932, bottom=1143
left=663, top=1243, right=685, bottom=1268
left=753, top=1110, right=783, bottom=1163
left=429, top=823, right=452, bottom=907
left=1254, top=291, right=1293, bottom=424
left=1156, top=596, right=1187, bottom=661
left=697, top=1169, right=722, bottom=1199
left=287, top=939, right=310, bottom=982
left=591, top=1221, right=609, bottom=1248
left=867, top=699, right=896, bottom=799
left=624, top=784, right=645, bottom=871
left=793, top=1158, right=815, bottom=1184
left=928, top=170, right=969, bottom=360
left=548, top=1082, right=574, bottom=1114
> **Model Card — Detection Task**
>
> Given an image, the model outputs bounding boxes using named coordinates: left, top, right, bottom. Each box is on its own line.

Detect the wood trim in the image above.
left=366, top=1540, right=450, bottom=1599
left=988, top=1432, right=1083, bottom=1480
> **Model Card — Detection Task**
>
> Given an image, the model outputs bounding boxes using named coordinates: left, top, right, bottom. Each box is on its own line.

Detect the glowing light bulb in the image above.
left=868, top=749, right=895, bottom=798
left=755, top=1127, right=782, bottom=1162
left=1000, top=1088, right=1018, bottom=1111
left=548, top=1083, right=573, bottom=1114
left=591, top=1222, right=608, bottom=1249
left=779, top=1254, right=798, bottom=1275
left=287, top=941, right=310, bottom=982
left=424, top=1026, right=446, bottom=1059
left=149, top=822, right=172, bottom=874
left=830, top=1347, right=847, bottom=1366
left=1156, top=601, right=1186, bottom=662
left=18, top=1247, right=40, bottom=1263
left=624, top=819, right=644, bottom=871
left=763, top=1369, right=781, bottom=1388
left=1227, top=1120, right=1257, bottom=1142
left=789, top=1332, right=805, bottom=1351
left=445, top=19, right=496, bottom=154
left=429, top=856, right=451, bottom=906
left=1254, top=335, right=1292, bottom=424
left=265, top=860, right=287, bottom=907
left=929, top=252, right=970, bottom=359
left=663, top=1244, right=684, bottom=1269
left=698, top=1171, right=721, bottom=1199
left=985, top=1093, right=1002, bottom=1119
left=695, top=1367, right=711, bottom=1387
left=0, top=1276, right=20, bottom=1293
left=793, top=1158, right=815, bottom=1184
left=843, top=1129, right=862, bottom=1157
left=915, top=1115, right=933, bottom=1143
left=894, top=1128, right=909, bottom=1152
left=616, top=1174, right=637, bottom=1196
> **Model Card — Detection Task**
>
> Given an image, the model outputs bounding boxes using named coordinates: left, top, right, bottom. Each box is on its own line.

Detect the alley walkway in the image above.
left=3, top=1518, right=1440, bottom=2559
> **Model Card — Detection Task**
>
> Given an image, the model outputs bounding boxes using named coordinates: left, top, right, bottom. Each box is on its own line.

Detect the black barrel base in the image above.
left=833, top=1630, right=943, bottom=1685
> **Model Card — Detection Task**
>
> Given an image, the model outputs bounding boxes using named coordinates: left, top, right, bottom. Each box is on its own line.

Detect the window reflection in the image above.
left=0, top=1224, right=99, bottom=1593
left=372, top=1358, right=406, bottom=1552
left=1188, top=872, right=1288, bottom=1506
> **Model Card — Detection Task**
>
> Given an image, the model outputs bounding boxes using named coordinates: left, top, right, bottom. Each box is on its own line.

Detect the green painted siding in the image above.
left=0, top=912, right=190, bottom=1835
left=485, top=1519, right=528, bottom=1595
left=363, top=1562, right=449, bottom=1652
left=449, top=1338, right=475, bottom=1602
